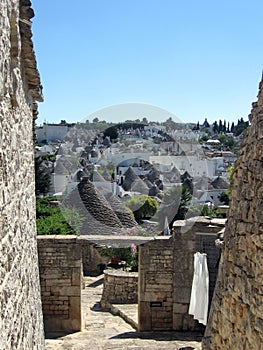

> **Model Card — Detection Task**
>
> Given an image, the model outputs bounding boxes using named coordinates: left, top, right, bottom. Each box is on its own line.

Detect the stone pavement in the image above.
left=45, top=275, right=202, bottom=350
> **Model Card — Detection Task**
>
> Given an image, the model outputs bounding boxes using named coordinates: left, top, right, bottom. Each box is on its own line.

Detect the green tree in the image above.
left=213, top=121, right=219, bottom=134
left=125, top=195, right=158, bottom=223
left=223, top=120, right=227, bottom=133
left=233, top=118, right=249, bottom=136
left=199, top=135, right=209, bottom=143
left=187, top=204, right=220, bottom=218
left=155, top=185, right=192, bottom=229
left=61, top=206, right=85, bottom=233
left=36, top=197, right=84, bottom=235
left=218, top=192, right=230, bottom=205
left=35, top=157, right=51, bottom=196
left=227, top=164, right=235, bottom=193
left=103, top=125, right=118, bottom=140
left=218, top=134, right=227, bottom=145
left=218, top=164, right=235, bottom=205
left=203, top=118, right=210, bottom=128
left=218, top=119, right=223, bottom=133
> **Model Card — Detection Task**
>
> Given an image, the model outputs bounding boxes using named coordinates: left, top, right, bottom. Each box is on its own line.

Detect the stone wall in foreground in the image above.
left=203, top=78, right=263, bottom=349
left=37, top=236, right=82, bottom=333
left=138, top=218, right=224, bottom=332
left=0, top=1, right=44, bottom=349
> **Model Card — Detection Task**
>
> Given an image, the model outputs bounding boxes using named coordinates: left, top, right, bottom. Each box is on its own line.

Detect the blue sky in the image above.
left=31, top=0, right=263, bottom=125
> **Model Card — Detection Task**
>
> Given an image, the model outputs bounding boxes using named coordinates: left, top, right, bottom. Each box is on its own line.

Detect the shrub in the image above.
left=125, top=195, right=158, bottom=223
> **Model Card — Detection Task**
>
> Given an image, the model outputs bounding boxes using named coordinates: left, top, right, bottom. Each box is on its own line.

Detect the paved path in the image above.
left=45, top=275, right=202, bottom=350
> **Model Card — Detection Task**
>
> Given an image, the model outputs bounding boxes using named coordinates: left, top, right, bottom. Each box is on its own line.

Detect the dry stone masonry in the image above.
left=101, top=269, right=138, bottom=308
left=139, top=237, right=174, bottom=331
left=203, top=78, right=263, bottom=349
left=37, top=236, right=82, bottom=333
left=138, top=218, right=224, bottom=332
left=0, top=1, right=44, bottom=349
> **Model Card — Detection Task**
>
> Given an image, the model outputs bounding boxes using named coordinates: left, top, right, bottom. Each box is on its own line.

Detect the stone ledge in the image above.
left=104, top=269, right=138, bottom=278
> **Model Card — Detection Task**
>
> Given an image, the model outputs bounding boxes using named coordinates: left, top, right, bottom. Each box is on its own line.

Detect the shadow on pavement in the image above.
left=110, top=330, right=203, bottom=342
left=90, top=301, right=104, bottom=312
left=86, top=277, right=104, bottom=288
left=45, top=330, right=79, bottom=339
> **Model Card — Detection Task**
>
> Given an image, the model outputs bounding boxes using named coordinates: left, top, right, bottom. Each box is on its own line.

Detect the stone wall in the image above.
left=139, top=237, right=174, bottom=331
left=79, top=238, right=109, bottom=276
left=37, top=236, right=82, bottom=333
left=101, top=269, right=138, bottom=307
left=0, top=1, right=44, bottom=349
left=138, top=218, right=225, bottom=332
left=195, top=232, right=221, bottom=305
left=203, top=79, right=263, bottom=349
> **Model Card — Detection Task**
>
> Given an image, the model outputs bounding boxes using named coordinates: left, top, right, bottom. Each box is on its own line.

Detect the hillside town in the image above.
left=35, top=118, right=244, bottom=236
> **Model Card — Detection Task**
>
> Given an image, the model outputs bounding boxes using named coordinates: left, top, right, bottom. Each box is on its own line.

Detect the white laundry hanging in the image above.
left=189, top=252, right=209, bottom=325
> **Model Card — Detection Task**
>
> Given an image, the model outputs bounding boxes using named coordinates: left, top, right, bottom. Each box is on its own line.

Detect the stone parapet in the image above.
left=101, top=269, right=138, bottom=308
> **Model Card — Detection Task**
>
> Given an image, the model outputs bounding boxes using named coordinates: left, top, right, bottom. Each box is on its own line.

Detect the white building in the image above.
left=150, top=155, right=227, bottom=179
left=36, top=124, right=70, bottom=143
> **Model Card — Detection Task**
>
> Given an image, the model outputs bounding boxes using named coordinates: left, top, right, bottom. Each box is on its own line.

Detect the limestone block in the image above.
left=173, top=287, right=191, bottom=303
left=69, top=296, right=81, bottom=329
left=173, top=302, right=189, bottom=314
left=143, top=291, right=170, bottom=302
left=173, top=313, right=183, bottom=330
left=138, top=301, right=151, bottom=331
left=71, top=267, right=81, bottom=286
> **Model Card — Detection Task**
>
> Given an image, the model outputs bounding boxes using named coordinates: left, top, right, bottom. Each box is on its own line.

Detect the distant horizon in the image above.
left=35, top=115, right=242, bottom=128
left=35, top=101, right=250, bottom=128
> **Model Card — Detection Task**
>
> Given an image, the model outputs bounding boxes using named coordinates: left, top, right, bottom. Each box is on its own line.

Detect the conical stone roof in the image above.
left=180, top=171, right=192, bottom=182
left=130, top=178, right=149, bottom=194
left=90, top=170, right=105, bottom=182
left=122, top=166, right=139, bottom=191
left=194, top=176, right=213, bottom=191
left=144, top=178, right=154, bottom=188
left=148, top=184, right=160, bottom=197
left=211, top=176, right=229, bottom=189
left=64, top=178, right=123, bottom=235
left=146, top=166, right=160, bottom=183
left=101, top=169, right=112, bottom=181
left=104, top=193, right=137, bottom=228
left=54, top=160, right=69, bottom=174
